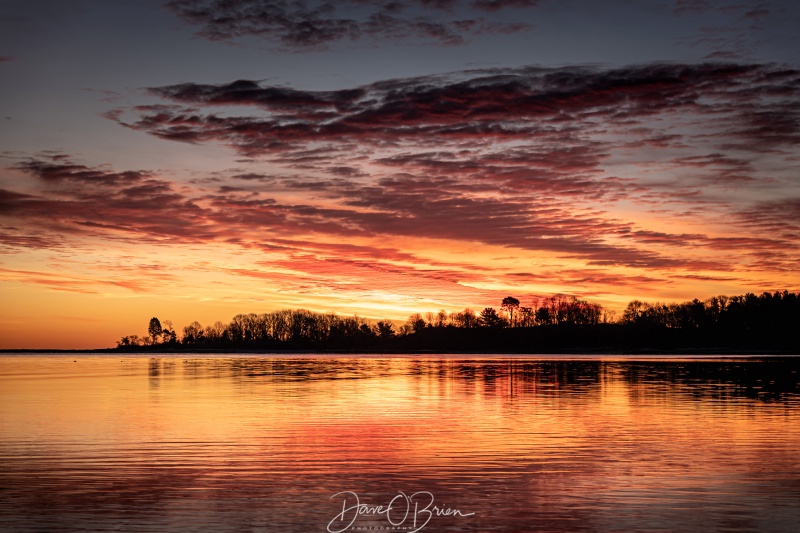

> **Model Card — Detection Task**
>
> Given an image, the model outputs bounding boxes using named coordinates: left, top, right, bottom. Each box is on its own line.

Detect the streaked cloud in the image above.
left=123, top=63, right=800, bottom=158
left=105, top=63, right=799, bottom=271
left=3, top=61, right=799, bottom=342
left=166, top=0, right=537, bottom=50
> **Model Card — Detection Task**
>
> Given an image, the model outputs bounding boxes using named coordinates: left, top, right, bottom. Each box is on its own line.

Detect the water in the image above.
left=1, top=354, right=799, bottom=532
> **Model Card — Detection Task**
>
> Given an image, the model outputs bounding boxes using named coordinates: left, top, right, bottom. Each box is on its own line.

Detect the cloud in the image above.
left=0, top=229, right=62, bottom=252
left=97, top=62, right=800, bottom=277
left=671, top=1, right=784, bottom=59
left=2, top=155, right=545, bottom=307
left=6, top=62, right=800, bottom=308
left=165, top=0, right=536, bottom=49
left=735, top=197, right=800, bottom=238
left=14, top=158, right=152, bottom=187
left=124, top=63, right=799, bottom=158
left=0, top=265, right=179, bottom=294
left=744, top=7, right=771, bottom=21
left=671, top=0, right=754, bottom=17
left=115, top=63, right=800, bottom=209
left=3, top=156, right=213, bottom=245
left=471, top=0, right=538, bottom=11
left=4, top=153, right=681, bottom=276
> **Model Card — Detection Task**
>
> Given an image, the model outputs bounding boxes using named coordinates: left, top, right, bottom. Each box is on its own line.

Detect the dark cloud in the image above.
left=165, top=0, right=536, bottom=49
left=99, top=62, right=800, bottom=273
left=0, top=231, right=61, bottom=252
left=1, top=155, right=686, bottom=271
left=14, top=157, right=153, bottom=188
left=744, top=7, right=771, bottom=20
left=115, top=63, right=800, bottom=215
left=3, top=158, right=212, bottom=245
left=672, top=1, right=779, bottom=58
left=704, top=50, right=743, bottom=60
left=507, top=270, right=670, bottom=292
left=0, top=188, right=34, bottom=203
left=672, top=0, right=726, bottom=16
left=736, top=197, right=800, bottom=237
left=662, top=153, right=757, bottom=183
left=723, top=109, right=800, bottom=152
left=690, top=30, right=750, bottom=61
left=470, top=0, right=538, bottom=11
left=7, top=62, right=800, bottom=291
left=149, top=79, right=366, bottom=113
left=124, top=64, right=799, bottom=159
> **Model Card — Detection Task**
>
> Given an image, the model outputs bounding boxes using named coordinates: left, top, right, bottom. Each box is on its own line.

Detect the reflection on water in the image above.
left=1, top=355, right=799, bottom=532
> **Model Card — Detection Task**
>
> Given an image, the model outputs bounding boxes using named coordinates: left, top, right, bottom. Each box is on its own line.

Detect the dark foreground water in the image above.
left=1, top=354, right=799, bottom=532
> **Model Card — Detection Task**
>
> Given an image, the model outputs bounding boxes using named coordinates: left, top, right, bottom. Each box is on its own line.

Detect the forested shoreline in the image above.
left=111, top=291, right=800, bottom=354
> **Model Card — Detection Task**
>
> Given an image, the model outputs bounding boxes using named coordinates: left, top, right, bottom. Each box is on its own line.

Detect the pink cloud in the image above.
left=4, top=62, right=800, bottom=306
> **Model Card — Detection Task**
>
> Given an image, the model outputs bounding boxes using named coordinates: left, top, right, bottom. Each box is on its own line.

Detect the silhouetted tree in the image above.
left=621, top=300, right=646, bottom=325
left=451, top=308, right=478, bottom=328
left=148, top=317, right=162, bottom=344
left=519, top=306, right=534, bottom=327
left=535, top=306, right=552, bottom=325
left=359, top=323, right=375, bottom=338
left=375, top=320, right=396, bottom=339
left=117, top=335, right=142, bottom=347
left=117, top=290, right=798, bottom=353
left=405, top=313, right=427, bottom=333
left=479, top=307, right=505, bottom=328
left=204, top=321, right=228, bottom=344
left=182, top=321, right=204, bottom=344
left=161, top=319, right=177, bottom=344
left=501, top=296, right=520, bottom=326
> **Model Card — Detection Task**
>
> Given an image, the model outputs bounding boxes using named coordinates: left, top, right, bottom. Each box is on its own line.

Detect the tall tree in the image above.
left=501, top=296, right=520, bottom=326
left=161, top=319, right=177, bottom=344
left=148, top=317, right=162, bottom=344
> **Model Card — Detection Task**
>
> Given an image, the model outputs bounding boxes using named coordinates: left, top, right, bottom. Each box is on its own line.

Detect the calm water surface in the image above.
left=1, top=354, right=799, bottom=532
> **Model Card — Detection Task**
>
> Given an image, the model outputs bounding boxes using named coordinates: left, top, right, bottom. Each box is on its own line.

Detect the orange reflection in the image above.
left=2, top=356, right=799, bottom=532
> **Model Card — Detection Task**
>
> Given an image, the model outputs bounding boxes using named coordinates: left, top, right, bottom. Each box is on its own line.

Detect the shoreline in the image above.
left=2, top=347, right=798, bottom=356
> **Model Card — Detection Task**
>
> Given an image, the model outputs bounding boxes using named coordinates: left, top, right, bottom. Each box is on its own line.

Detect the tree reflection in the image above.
left=159, top=357, right=800, bottom=405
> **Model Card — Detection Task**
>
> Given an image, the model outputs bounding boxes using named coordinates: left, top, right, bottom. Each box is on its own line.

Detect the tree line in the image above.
left=116, top=291, right=799, bottom=353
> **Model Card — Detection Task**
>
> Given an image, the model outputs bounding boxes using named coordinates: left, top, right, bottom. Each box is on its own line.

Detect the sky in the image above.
left=1, top=0, right=799, bottom=349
